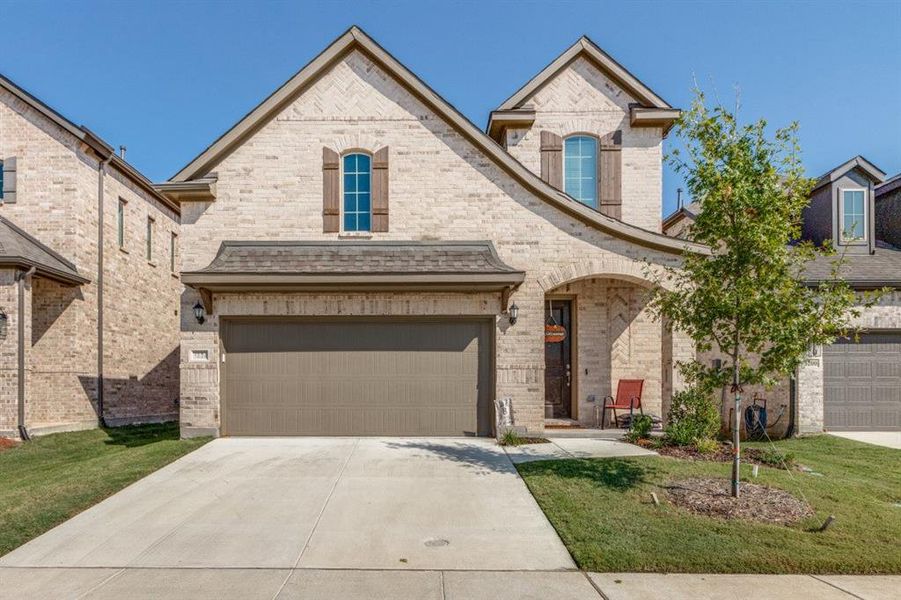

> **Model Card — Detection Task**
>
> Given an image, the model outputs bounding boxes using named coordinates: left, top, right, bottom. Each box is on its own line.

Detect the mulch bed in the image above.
left=665, top=477, right=813, bottom=525
left=508, top=437, right=551, bottom=446
left=655, top=443, right=769, bottom=465
left=0, top=437, right=19, bottom=452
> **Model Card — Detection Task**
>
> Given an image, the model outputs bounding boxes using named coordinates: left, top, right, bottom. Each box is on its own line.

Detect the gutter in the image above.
left=16, top=266, right=35, bottom=440
left=97, top=153, right=114, bottom=427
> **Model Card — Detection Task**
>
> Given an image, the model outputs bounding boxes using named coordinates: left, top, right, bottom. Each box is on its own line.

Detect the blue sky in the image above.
left=2, top=0, right=899, bottom=216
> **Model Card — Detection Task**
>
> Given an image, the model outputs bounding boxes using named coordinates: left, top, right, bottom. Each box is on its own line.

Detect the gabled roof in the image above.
left=0, top=74, right=178, bottom=214
left=170, top=26, right=705, bottom=257
left=812, top=155, right=886, bottom=192
left=662, top=201, right=700, bottom=233
left=0, top=216, right=89, bottom=285
left=494, top=36, right=673, bottom=112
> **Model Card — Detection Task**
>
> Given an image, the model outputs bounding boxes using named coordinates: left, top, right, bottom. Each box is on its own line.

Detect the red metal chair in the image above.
left=601, top=379, right=644, bottom=429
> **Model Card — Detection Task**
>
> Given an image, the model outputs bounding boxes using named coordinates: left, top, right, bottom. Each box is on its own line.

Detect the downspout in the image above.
left=97, top=153, right=113, bottom=426
left=16, top=266, right=36, bottom=440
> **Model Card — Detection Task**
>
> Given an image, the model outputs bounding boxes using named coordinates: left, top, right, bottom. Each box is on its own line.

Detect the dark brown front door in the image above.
left=544, top=300, right=572, bottom=419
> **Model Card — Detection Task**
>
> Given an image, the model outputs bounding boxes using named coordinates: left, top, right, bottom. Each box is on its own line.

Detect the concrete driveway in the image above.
left=829, top=431, right=901, bottom=449
left=1, top=437, right=578, bottom=596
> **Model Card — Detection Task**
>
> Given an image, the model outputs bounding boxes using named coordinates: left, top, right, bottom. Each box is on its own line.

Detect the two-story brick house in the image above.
left=664, top=155, right=901, bottom=434
left=0, top=76, right=182, bottom=438
left=166, top=27, right=705, bottom=438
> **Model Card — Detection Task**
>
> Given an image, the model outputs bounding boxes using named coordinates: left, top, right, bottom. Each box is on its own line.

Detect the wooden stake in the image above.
left=651, top=492, right=660, bottom=506
left=818, top=515, right=836, bottom=532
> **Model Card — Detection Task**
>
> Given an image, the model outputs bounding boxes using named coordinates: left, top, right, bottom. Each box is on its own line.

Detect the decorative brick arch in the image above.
left=537, top=257, right=675, bottom=292
left=331, top=134, right=383, bottom=156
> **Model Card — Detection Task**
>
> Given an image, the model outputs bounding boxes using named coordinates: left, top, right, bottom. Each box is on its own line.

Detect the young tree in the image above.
left=649, top=90, right=883, bottom=498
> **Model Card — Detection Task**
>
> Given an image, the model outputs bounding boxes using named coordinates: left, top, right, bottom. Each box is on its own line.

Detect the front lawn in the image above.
left=517, top=435, right=901, bottom=573
left=0, top=423, right=209, bottom=556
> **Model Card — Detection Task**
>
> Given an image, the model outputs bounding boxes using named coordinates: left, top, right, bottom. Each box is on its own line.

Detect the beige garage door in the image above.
left=823, top=333, right=901, bottom=431
left=221, top=319, right=492, bottom=436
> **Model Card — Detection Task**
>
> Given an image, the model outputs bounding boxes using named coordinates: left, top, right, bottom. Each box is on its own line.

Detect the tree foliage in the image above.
left=649, top=89, right=884, bottom=393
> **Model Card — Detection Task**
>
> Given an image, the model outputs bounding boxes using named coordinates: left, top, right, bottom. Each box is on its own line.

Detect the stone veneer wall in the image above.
left=178, top=49, right=684, bottom=438
left=0, top=86, right=181, bottom=434
left=502, top=56, right=664, bottom=233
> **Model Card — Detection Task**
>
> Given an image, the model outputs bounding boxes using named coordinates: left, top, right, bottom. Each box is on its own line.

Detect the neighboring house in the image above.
left=0, top=76, right=181, bottom=438
left=876, top=172, right=901, bottom=249
left=662, top=155, right=901, bottom=435
left=162, top=27, right=704, bottom=438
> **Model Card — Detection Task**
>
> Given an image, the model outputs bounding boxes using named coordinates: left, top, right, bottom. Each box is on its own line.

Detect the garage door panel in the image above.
left=824, top=333, right=901, bottom=431
left=222, top=319, right=489, bottom=436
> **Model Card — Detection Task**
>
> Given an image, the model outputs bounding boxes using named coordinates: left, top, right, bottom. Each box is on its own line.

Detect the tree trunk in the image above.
left=731, top=356, right=741, bottom=498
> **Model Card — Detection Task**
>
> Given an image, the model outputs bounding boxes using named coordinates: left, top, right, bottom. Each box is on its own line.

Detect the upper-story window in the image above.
left=563, top=135, right=598, bottom=208
left=343, top=153, right=371, bottom=232
left=840, top=188, right=867, bottom=242
left=117, top=199, right=126, bottom=248
left=146, top=216, right=155, bottom=262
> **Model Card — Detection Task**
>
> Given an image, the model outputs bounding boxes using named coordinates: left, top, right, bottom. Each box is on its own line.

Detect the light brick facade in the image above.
left=0, top=85, right=181, bottom=437
left=177, top=46, right=687, bottom=438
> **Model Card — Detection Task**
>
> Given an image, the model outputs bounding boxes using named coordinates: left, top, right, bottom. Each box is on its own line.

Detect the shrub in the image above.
left=499, top=429, right=524, bottom=447
left=625, top=414, right=654, bottom=442
left=665, top=387, right=720, bottom=446
left=759, top=447, right=796, bottom=468
left=693, top=437, right=720, bottom=454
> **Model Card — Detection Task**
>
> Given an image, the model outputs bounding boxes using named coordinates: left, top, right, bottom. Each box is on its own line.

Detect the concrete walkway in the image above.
left=503, top=436, right=656, bottom=463
left=829, top=431, right=901, bottom=449
left=1, top=568, right=897, bottom=599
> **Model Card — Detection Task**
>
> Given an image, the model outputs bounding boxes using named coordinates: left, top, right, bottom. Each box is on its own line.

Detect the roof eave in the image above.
left=486, top=109, right=536, bottom=142
left=630, top=107, right=681, bottom=136
left=0, top=258, right=89, bottom=286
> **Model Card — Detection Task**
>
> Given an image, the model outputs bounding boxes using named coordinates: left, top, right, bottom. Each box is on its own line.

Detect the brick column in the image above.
left=794, top=347, right=824, bottom=434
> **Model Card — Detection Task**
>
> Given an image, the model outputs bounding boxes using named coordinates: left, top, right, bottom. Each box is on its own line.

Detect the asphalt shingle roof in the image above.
left=0, top=216, right=87, bottom=284
left=803, top=247, right=901, bottom=288
left=193, top=241, right=522, bottom=276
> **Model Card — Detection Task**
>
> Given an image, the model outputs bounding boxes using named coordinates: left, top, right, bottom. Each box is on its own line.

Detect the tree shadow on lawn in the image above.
left=102, top=422, right=180, bottom=448
left=518, top=457, right=658, bottom=491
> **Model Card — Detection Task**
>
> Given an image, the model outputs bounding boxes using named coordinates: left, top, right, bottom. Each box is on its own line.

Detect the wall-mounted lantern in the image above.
left=192, top=302, right=206, bottom=324
left=507, top=302, right=519, bottom=326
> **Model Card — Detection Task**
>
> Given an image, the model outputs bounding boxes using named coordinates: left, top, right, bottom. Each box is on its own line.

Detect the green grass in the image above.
left=0, top=423, right=209, bottom=556
left=517, top=435, right=901, bottom=573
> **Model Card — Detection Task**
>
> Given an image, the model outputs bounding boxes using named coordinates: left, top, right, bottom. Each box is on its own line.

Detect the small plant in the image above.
left=625, top=414, right=654, bottom=442
left=759, top=447, right=796, bottom=468
left=693, top=437, right=720, bottom=454
left=665, top=387, right=720, bottom=447
left=499, top=428, right=524, bottom=447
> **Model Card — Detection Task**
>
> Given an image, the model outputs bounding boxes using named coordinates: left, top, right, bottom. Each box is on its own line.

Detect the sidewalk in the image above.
left=2, top=567, right=897, bottom=599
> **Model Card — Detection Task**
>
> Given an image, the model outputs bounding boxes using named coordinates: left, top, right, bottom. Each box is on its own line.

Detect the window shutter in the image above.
left=2, top=157, right=17, bottom=203
left=322, top=147, right=340, bottom=233
left=599, top=131, right=622, bottom=219
left=539, top=131, right=562, bottom=188
left=372, top=146, right=389, bottom=232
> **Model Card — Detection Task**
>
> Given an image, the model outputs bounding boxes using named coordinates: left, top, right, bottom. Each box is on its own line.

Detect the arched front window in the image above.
left=564, top=135, right=598, bottom=208
left=343, top=153, right=371, bottom=232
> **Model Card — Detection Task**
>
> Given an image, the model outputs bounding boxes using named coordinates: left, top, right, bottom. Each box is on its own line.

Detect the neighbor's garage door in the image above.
left=823, top=332, right=901, bottom=431
left=221, top=319, right=491, bottom=436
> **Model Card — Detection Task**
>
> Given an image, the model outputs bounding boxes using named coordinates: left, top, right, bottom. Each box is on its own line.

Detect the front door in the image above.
left=544, top=300, right=572, bottom=419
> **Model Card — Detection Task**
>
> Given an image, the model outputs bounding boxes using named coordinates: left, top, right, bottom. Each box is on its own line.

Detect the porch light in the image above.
left=507, top=302, right=519, bottom=326
left=192, top=301, right=206, bottom=324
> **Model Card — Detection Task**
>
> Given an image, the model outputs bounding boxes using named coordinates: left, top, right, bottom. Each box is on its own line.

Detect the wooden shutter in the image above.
left=322, top=147, right=339, bottom=232
left=2, top=157, right=17, bottom=203
left=539, top=131, right=562, bottom=188
left=372, top=146, right=389, bottom=232
left=599, top=131, right=622, bottom=219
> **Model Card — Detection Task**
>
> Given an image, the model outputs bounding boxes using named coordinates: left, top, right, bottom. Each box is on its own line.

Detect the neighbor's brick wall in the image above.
left=178, top=49, right=683, bottom=437
left=503, top=56, right=664, bottom=232
left=0, top=86, right=180, bottom=433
